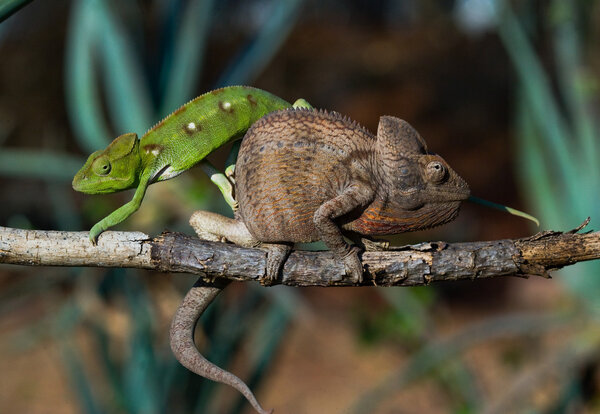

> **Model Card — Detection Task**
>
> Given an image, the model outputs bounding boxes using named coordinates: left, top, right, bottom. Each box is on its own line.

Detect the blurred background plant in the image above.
left=1, top=0, right=599, bottom=413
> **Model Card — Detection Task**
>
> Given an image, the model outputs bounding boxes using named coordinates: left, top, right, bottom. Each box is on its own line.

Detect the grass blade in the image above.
left=160, top=0, right=216, bottom=116
left=515, top=91, right=563, bottom=227
left=550, top=0, right=600, bottom=204
left=93, top=0, right=153, bottom=134
left=0, top=149, right=84, bottom=182
left=65, top=0, right=113, bottom=152
left=216, top=0, right=305, bottom=86
left=497, top=5, right=579, bottom=206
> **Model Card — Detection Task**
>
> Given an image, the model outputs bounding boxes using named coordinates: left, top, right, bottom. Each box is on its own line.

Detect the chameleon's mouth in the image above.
left=72, top=173, right=119, bottom=194
left=72, top=173, right=88, bottom=193
left=431, top=185, right=470, bottom=202
left=452, top=186, right=471, bottom=201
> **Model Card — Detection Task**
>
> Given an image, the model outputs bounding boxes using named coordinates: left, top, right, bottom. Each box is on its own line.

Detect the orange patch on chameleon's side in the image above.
left=349, top=201, right=416, bottom=235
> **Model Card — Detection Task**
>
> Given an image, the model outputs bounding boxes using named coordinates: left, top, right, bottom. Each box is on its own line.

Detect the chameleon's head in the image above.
left=72, top=133, right=141, bottom=194
left=375, top=116, right=470, bottom=231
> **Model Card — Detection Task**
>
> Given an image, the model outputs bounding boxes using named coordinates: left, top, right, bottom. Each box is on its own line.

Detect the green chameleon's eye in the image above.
left=92, top=156, right=112, bottom=176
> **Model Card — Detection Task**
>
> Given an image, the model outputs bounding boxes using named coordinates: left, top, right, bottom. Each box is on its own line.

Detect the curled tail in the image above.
left=169, top=278, right=273, bottom=414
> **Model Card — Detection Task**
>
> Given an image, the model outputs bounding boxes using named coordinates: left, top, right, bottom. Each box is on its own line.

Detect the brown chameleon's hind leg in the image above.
left=189, top=211, right=289, bottom=284
left=313, top=184, right=375, bottom=283
left=170, top=278, right=273, bottom=414
left=189, top=210, right=259, bottom=247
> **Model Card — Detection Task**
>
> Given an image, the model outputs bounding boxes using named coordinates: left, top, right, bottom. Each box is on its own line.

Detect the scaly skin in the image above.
left=187, top=108, right=471, bottom=413
left=169, top=279, right=273, bottom=414
left=72, top=86, right=309, bottom=243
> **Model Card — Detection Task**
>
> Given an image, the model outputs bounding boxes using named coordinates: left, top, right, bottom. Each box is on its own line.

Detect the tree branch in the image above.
left=1, top=219, right=598, bottom=286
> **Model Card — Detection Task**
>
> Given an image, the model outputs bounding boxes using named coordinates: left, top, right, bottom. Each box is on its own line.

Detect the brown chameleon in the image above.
left=171, top=109, right=470, bottom=414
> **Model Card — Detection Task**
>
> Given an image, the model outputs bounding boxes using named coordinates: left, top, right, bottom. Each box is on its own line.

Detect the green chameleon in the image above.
left=72, top=86, right=312, bottom=243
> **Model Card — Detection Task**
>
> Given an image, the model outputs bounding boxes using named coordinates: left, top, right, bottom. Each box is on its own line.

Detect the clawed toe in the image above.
left=343, top=247, right=364, bottom=284
left=262, top=244, right=291, bottom=285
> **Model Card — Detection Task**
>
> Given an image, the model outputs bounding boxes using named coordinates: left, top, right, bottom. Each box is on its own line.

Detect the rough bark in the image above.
left=0, top=219, right=597, bottom=286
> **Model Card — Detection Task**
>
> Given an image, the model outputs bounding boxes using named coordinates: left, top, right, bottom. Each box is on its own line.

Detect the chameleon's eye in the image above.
left=425, top=161, right=447, bottom=184
left=92, top=156, right=112, bottom=176
left=399, top=166, right=410, bottom=176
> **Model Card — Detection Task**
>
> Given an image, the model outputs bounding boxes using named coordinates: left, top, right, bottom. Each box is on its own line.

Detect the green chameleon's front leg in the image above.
left=207, top=98, right=315, bottom=212
left=89, top=175, right=150, bottom=243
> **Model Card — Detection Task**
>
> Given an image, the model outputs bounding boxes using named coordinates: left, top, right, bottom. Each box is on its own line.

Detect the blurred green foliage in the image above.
left=503, top=1, right=600, bottom=308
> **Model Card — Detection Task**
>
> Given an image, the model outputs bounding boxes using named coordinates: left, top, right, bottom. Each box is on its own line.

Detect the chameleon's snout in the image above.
left=456, top=181, right=471, bottom=201
left=72, top=168, right=94, bottom=193
left=72, top=171, right=85, bottom=192
left=435, top=171, right=470, bottom=202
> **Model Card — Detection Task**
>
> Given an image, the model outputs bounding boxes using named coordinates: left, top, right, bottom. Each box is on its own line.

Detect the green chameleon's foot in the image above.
left=292, top=98, right=313, bottom=109
left=210, top=172, right=238, bottom=211
left=89, top=224, right=103, bottom=245
left=225, top=164, right=235, bottom=183
left=199, top=160, right=238, bottom=212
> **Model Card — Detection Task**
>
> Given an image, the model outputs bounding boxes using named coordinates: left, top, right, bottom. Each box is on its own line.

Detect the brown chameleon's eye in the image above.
left=92, top=156, right=112, bottom=176
left=425, top=161, right=447, bottom=184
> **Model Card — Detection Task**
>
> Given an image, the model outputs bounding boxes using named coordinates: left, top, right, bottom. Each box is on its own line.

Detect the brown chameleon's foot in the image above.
left=342, top=246, right=364, bottom=284
left=360, top=237, right=390, bottom=251
left=345, top=232, right=390, bottom=251
left=262, top=243, right=291, bottom=285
